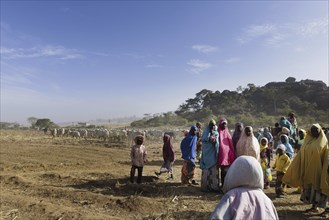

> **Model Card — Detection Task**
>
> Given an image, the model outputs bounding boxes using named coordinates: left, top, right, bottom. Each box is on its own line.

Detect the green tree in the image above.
left=27, top=117, right=38, bottom=128
left=35, top=118, right=57, bottom=128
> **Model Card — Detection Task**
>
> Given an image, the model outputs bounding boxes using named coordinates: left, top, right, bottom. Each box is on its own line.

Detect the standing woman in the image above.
left=210, top=156, right=279, bottom=220
left=283, top=124, right=329, bottom=215
left=155, top=134, right=175, bottom=180
left=232, top=122, right=244, bottom=152
left=217, top=118, right=236, bottom=187
left=180, top=125, right=198, bottom=185
left=236, top=126, right=260, bottom=160
left=200, top=119, right=220, bottom=192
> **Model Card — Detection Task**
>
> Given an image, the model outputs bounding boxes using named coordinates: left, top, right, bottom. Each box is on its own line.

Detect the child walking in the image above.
left=130, top=135, right=147, bottom=184
left=155, top=134, right=175, bottom=180
left=272, top=144, right=291, bottom=198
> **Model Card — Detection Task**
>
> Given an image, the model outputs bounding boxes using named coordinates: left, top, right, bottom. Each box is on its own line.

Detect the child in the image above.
left=130, top=135, right=147, bottom=184
left=272, top=144, right=291, bottom=198
left=180, top=125, right=198, bottom=185
left=259, top=137, right=272, bottom=189
left=155, top=134, right=175, bottom=180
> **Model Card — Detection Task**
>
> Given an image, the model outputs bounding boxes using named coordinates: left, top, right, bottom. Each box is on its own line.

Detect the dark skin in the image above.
left=280, top=135, right=287, bottom=143
left=245, top=127, right=252, bottom=136
left=261, top=139, right=267, bottom=146
left=277, top=148, right=283, bottom=156
left=220, top=122, right=227, bottom=130
left=298, top=130, right=305, bottom=139
left=190, top=127, right=197, bottom=136
left=310, top=126, right=320, bottom=138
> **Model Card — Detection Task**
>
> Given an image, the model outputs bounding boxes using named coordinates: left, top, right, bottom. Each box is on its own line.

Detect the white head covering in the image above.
left=223, top=156, right=263, bottom=193
left=236, top=126, right=260, bottom=160
left=277, top=144, right=286, bottom=152
left=281, top=127, right=290, bottom=135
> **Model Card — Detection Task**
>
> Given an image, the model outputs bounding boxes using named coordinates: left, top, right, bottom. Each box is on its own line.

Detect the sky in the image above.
left=1, top=1, right=328, bottom=125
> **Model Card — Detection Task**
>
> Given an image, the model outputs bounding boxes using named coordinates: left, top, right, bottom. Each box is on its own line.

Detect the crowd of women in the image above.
left=130, top=112, right=329, bottom=219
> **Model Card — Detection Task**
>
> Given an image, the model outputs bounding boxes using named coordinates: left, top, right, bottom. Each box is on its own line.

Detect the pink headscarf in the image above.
left=217, top=118, right=236, bottom=166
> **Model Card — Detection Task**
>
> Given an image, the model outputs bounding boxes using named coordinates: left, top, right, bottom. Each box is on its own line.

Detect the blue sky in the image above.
left=1, top=1, right=328, bottom=125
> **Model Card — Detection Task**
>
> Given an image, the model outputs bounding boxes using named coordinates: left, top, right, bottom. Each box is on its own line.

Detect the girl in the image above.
left=155, top=134, right=175, bottom=180
left=259, top=137, right=272, bottom=189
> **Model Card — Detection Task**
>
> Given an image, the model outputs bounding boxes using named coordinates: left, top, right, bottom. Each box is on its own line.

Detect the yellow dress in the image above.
left=283, top=124, right=329, bottom=207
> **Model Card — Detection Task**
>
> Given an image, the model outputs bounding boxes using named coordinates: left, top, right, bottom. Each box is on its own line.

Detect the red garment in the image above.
left=163, top=134, right=175, bottom=162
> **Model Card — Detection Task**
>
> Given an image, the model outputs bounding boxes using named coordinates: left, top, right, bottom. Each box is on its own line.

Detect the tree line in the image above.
left=131, top=77, right=329, bottom=128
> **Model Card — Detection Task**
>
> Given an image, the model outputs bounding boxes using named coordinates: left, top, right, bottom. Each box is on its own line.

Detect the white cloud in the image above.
left=145, top=64, right=162, bottom=68
left=238, top=24, right=277, bottom=44
left=298, top=18, right=329, bottom=37
left=238, top=18, right=329, bottom=47
left=224, top=57, right=240, bottom=64
left=1, top=61, right=38, bottom=86
left=187, top=59, right=211, bottom=74
left=294, top=47, right=305, bottom=52
left=0, top=45, right=84, bottom=60
left=192, top=44, right=218, bottom=53
left=265, top=33, right=287, bottom=47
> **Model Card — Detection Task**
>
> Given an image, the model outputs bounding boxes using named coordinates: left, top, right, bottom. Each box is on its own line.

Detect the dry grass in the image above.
left=0, top=130, right=324, bottom=219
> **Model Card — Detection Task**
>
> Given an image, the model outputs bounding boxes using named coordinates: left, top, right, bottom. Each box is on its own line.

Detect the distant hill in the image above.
left=173, top=77, right=328, bottom=127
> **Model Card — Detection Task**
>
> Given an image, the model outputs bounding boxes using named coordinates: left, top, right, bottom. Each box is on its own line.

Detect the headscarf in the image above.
left=283, top=124, right=329, bottom=196
left=263, top=127, right=273, bottom=142
left=217, top=118, right=235, bottom=166
left=200, top=120, right=219, bottom=170
left=279, top=117, right=294, bottom=137
left=134, top=135, right=144, bottom=145
left=236, top=126, right=260, bottom=160
left=277, top=144, right=286, bottom=152
left=259, top=137, right=268, bottom=152
left=232, top=122, right=244, bottom=150
left=163, top=134, right=175, bottom=162
left=180, top=125, right=197, bottom=162
left=223, top=156, right=264, bottom=193
left=278, top=134, right=293, bottom=158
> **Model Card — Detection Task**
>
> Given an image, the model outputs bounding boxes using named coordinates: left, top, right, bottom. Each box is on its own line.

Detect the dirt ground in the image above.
left=0, top=130, right=326, bottom=220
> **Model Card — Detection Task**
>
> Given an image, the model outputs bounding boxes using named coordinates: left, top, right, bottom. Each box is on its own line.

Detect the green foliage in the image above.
left=174, top=78, right=329, bottom=127
left=35, top=118, right=58, bottom=128
left=130, top=112, right=188, bottom=128
left=27, top=117, right=38, bottom=128
left=0, top=122, right=20, bottom=129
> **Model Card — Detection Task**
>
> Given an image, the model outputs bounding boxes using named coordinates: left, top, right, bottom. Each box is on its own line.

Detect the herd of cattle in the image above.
left=42, top=127, right=183, bottom=145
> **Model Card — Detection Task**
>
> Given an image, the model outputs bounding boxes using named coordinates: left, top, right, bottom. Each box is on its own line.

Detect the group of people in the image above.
left=128, top=113, right=329, bottom=219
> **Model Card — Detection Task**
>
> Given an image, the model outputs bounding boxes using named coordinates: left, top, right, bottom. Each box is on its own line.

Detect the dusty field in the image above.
left=0, top=130, right=325, bottom=220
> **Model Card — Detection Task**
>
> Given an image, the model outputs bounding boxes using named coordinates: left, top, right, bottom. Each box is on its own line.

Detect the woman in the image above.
left=210, top=156, right=279, bottom=220
left=217, top=118, right=236, bottom=187
left=232, top=122, right=244, bottom=151
left=283, top=124, right=329, bottom=216
left=200, top=119, right=220, bottom=191
left=236, top=126, right=260, bottom=160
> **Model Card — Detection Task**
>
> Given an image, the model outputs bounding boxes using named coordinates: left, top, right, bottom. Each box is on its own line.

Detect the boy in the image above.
left=272, top=144, right=291, bottom=198
left=130, top=135, right=147, bottom=184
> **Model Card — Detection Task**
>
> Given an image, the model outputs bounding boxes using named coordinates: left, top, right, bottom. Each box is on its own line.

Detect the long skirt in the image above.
left=201, top=165, right=220, bottom=192
left=181, top=160, right=195, bottom=184
left=159, top=160, right=174, bottom=175
left=301, top=184, right=329, bottom=208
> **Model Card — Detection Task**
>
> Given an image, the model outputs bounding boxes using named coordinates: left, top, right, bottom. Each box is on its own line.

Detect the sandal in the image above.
left=304, top=207, right=319, bottom=213
left=319, top=210, right=329, bottom=218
